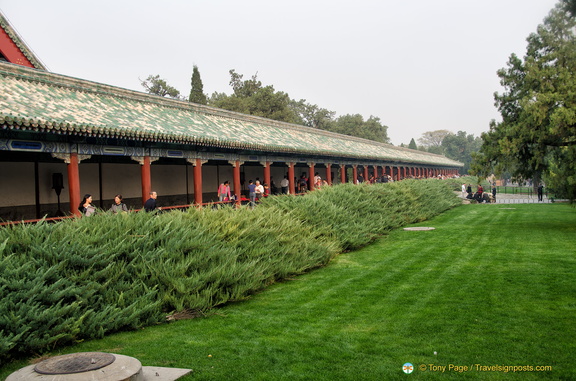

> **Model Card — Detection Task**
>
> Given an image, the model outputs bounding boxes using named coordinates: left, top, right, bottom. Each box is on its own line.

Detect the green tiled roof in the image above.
left=0, top=12, right=46, bottom=70
left=0, top=62, right=462, bottom=167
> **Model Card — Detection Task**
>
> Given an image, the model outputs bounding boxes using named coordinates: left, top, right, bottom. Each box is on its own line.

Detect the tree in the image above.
left=209, top=69, right=391, bottom=143
left=418, top=130, right=452, bottom=151
left=472, top=3, right=576, bottom=199
left=563, top=0, right=576, bottom=15
left=408, top=138, right=418, bottom=150
left=289, top=99, right=336, bottom=131
left=140, top=75, right=181, bottom=99
left=441, top=131, right=482, bottom=174
left=209, top=70, right=298, bottom=123
left=332, top=114, right=390, bottom=143
left=189, top=65, right=207, bottom=105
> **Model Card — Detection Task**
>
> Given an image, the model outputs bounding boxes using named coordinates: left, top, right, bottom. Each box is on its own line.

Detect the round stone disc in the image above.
left=34, top=352, right=116, bottom=375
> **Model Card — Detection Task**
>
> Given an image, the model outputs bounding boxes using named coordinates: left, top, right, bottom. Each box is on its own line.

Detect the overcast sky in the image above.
left=0, top=0, right=560, bottom=145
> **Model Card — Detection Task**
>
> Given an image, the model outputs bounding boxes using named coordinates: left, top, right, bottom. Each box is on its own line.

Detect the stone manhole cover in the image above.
left=403, top=227, right=435, bottom=231
left=34, top=352, right=116, bottom=375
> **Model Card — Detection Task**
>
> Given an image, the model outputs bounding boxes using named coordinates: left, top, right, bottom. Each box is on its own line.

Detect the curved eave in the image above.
left=0, top=115, right=464, bottom=167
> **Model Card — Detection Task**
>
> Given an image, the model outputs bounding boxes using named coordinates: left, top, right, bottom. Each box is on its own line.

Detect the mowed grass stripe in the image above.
left=2, top=204, right=574, bottom=380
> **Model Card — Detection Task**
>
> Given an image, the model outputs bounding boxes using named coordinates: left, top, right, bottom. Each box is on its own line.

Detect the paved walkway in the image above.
left=459, top=192, right=566, bottom=204
left=493, top=193, right=554, bottom=204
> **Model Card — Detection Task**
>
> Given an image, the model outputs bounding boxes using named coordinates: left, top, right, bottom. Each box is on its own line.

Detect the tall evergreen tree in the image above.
left=472, top=3, right=576, bottom=199
left=408, top=138, right=417, bottom=150
left=189, top=65, right=208, bottom=105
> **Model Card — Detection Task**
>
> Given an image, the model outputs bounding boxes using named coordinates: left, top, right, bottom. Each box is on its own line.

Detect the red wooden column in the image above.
left=340, top=165, right=346, bottom=184
left=288, top=163, right=296, bottom=195
left=352, top=165, right=358, bottom=184
left=308, top=162, right=315, bottom=190
left=403, top=166, right=407, bottom=179
left=325, top=163, right=332, bottom=185
left=193, top=158, right=204, bottom=205
left=373, top=165, right=379, bottom=181
left=232, top=160, right=242, bottom=205
left=263, top=161, right=271, bottom=189
left=67, top=152, right=81, bottom=216
left=141, top=156, right=151, bottom=205
left=363, top=166, right=369, bottom=183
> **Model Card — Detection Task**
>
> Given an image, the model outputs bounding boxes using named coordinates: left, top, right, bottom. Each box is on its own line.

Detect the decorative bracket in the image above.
left=51, top=153, right=91, bottom=164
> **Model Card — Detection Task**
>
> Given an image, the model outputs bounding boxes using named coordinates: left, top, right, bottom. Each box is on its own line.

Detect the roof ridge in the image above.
left=0, top=62, right=463, bottom=167
left=0, top=61, right=399, bottom=144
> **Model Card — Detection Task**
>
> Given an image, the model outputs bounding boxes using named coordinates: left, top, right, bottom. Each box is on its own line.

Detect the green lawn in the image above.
left=2, top=203, right=575, bottom=380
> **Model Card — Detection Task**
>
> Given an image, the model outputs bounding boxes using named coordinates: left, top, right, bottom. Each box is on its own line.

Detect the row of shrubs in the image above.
left=0, top=179, right=461, bottom=362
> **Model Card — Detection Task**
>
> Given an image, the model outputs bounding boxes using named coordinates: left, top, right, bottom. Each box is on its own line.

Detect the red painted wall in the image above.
left=0, top=28, right=35, bottom=68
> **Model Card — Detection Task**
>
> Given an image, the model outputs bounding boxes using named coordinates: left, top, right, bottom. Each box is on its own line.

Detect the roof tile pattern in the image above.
left=0, top=63, right=462, bottom=166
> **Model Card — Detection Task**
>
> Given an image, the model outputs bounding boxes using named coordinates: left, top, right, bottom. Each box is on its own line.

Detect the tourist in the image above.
left=466, top=184, right=473, bottom=199
left=109, top=194, right=128, bottom=213
left=248, top=180, right=256, bottom=206
left=218, top=181, right=231, bottom=202
left=538, top=184, right=544, bottom=201
left=313, top=172, right=321, bottom=189
left=255, top=180, right=264, bottom=201
left=144, top=191, right=159, bottom=212
left=280, top=175, right=289, bottom=194
left=298, top=174, right=308, bottom=192
left=78, top=194, right=96, bottom=216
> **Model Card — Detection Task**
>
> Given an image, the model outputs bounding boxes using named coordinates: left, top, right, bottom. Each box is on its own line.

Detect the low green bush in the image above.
left=262, top=180, right=460, bottom=250
left=0, top=179, right=459, bottom=362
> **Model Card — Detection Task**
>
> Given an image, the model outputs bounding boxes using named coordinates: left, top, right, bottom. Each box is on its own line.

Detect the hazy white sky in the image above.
left=0, top=0, right=560, bottom=145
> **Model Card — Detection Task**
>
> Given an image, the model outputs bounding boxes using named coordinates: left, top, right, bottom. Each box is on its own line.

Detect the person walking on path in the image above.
left=538, top=185, right=544, bottom=201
